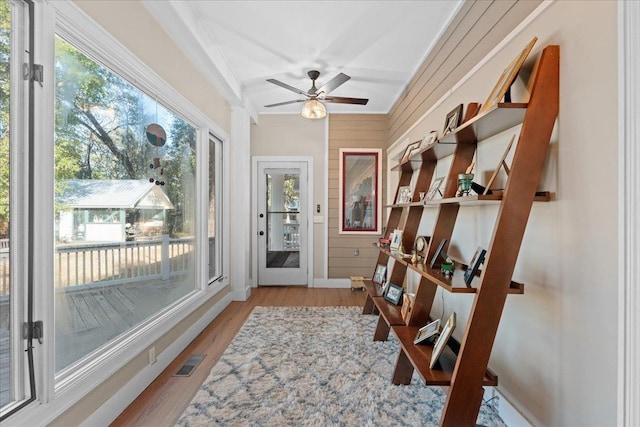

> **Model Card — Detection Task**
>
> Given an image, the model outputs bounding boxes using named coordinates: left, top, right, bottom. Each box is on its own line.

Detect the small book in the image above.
left=414, top=319, right=440, bottom=344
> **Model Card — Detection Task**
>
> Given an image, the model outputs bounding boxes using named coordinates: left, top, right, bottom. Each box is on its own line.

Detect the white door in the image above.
left=257, top=162, right=308, bottom=285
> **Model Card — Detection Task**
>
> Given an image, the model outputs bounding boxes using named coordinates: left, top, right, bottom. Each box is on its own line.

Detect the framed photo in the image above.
left=484, top=134, right=516, bottom=194
left=442, top=104, right=463, bottom=135
left=464, top=246, right=487, bottom=285
left=429, top=238, right=448, bottom=269
left=430, top=312, right=456, bottom=369
left=414, top=235, right=430, bottom=258
left=384, top=283, right=403, bottom=305
left=421, top=130, right=438, bottom=150
left=390, top=229, right=403, bottom=250
left=425, top=177, right=445, bottom=201
left=401, top=293, right=414, bottom=322
left=396, top=186, right=412, bottom=204
left=414, top=318, right=440, bottom=344
left=373, top=264, right=387, bottom=285
left=479, top=37, right=538, bottom=114
left=338, top=149, right=382, bottom=234
left=400, top=140, right=422, bottom=163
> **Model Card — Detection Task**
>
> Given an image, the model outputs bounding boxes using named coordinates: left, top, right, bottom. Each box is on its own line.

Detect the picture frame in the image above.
left=338, top=148, right=382, bottom=235
left=384, top=283, right=403, bottom=305
left=396, top=186, right=412, bottom=204
left=479, top=37, right=538, bottom=114
left=430, top=312, right=456, bottom=369
left=425, top=177, right=445, bottom=201
left=414, top=318, right=440, bottom=344
left=414, top=235, right=430, bottom=258
left=400, top=140, right=422, bottom=163
left=421, top=130, right=438, bottom=150
left=464, top=246, right=487, bottom=285
left=429, top=238, right=448, bottom=269
left=484, top=134, right=516, bottom=194
left=373, top=263, right=387, bottom=285
left=442, top=104, right=463, bottom=135
left=390, top=229, right=403, bottom=250
left=380, top=280, right=389, bottom=295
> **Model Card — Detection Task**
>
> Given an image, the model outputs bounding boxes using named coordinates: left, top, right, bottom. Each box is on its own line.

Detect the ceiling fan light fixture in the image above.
left=301, top=99, right=326, bottom=119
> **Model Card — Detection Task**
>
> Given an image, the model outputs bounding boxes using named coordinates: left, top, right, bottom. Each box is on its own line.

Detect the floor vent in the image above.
left=173, top=354, right=206, bottom=377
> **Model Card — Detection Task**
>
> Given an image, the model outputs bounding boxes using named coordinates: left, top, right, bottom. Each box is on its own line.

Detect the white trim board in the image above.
left=618, top=1, right=640, bottom=426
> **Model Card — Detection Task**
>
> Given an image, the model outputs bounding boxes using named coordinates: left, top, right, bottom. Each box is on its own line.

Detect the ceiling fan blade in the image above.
left=324, top=96, right=369, bottom=105
left=317, top=73, right=350, bottom=95
left=264, top=99, right=307, bottom=108
left=266, top=78, right=311, bottom=96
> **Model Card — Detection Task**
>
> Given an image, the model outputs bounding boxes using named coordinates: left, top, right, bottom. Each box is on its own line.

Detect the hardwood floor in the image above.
left=110, top=286, right=366, bottom=427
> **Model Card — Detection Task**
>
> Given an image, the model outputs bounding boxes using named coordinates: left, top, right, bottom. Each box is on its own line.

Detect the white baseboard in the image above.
left=80, top=292, right=233, bottom=427
left=231, top=285, right=251, bottom=301
left=312, top=278, right=350, bottom=288
left=484, top=387, right=532, bottom=427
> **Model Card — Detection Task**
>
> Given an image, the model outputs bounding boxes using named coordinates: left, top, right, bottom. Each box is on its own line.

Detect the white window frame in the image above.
left=208, top=134, right=225, bottom=285
left=6, top=1, right=230, bottom=425
left=1, top=0, right=31, bottom=417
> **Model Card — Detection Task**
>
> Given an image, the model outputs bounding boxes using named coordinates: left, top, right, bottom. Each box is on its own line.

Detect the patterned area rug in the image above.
left=176, top=306, right=506, bottom=427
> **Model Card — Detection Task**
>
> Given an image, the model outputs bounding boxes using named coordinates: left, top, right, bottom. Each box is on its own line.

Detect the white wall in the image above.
left=250, top=114, right=326, bottom=281
left=393, top=1, right=618, bottom=425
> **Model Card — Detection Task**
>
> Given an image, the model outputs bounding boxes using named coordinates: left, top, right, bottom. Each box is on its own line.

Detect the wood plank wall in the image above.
left=328, top=114, right=388, bottom=278
left=387, top=0, right=542, bottom=145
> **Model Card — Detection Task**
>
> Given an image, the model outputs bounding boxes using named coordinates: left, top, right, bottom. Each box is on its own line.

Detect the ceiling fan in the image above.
left=265, top=70, right=369, bottom=119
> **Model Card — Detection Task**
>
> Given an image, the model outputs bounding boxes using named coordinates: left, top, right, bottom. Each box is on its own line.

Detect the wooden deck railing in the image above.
left=0, top=236, right=195, bottom=297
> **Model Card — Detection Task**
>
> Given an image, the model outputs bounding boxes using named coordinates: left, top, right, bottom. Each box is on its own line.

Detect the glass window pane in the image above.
left=265, top=173, right=300, bottom=269
left=53, top=37, right=197, bottom=372
left=207, top=136, right=221, bottom=282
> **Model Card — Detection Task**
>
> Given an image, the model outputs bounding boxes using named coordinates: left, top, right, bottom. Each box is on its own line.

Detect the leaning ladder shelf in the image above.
left=362, top=45, right=559, bottom=427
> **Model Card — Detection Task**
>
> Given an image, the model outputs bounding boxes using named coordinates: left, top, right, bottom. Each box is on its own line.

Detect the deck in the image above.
left=0, top=277, right=189, bottom=406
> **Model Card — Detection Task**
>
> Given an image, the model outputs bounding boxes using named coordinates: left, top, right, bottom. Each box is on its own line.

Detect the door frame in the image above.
left=252, top=156, right=313, bottom=287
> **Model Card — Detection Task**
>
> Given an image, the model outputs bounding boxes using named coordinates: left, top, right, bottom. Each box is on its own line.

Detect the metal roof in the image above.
left=57, top=180, right=174, bottom=210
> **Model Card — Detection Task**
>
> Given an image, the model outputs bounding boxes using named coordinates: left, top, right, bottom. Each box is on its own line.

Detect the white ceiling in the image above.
left=146, top=1, right=463, bottom=119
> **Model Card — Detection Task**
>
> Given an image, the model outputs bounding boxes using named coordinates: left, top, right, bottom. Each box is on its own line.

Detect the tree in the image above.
left=54, top=37, right=197, bottom=237
left=55, top=37, right=151, bottom=180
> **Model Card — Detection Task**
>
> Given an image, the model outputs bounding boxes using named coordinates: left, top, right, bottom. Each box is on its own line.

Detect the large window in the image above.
left=54, top=37, right=198, bottom=372
left=1, top=2, right=227, bottom=423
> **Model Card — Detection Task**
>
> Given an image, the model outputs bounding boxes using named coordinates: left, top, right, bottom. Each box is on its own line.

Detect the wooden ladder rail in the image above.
left=440, top=45, right=560, bottom=426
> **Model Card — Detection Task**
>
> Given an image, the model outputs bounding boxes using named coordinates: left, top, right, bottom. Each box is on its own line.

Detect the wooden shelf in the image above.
left=363, top=280, right=405, bottom=325
left=392, top=324, right=498, bottom=386
left=391, top=141, right=457, bottom=171
left=363, top=279, right=385, bottom=297
left=373, top=245, right=525, bottom=294
left=439, top=102, right=528, bottom=145
left=385, top=201, right=425, bottom=209
left=423, top=191, right=552, bottom=207
left=362, top=45, right=558, bottom=426
left=391, top=103, right=529, bottom=172
left=391, top=158, right=424, bottom=172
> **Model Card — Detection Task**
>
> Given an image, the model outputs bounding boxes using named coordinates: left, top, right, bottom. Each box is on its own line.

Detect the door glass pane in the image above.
left=54, top=37, right=197, bottom=372
left=1, top=0, right=29, bottom=410
left=266, top=172, right=299, bottom=269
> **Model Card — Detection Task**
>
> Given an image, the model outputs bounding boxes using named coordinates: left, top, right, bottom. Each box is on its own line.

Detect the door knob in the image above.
left=259, top=213, right=264, bottom=218
left=259, top=231, right=264, bottom=236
